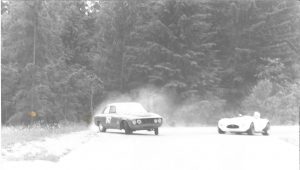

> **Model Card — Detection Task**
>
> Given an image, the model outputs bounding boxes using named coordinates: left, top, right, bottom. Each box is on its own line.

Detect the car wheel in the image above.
left=123, top=121, right=132, bottom=135
left=262, top=122, right=270, bottom=136
left=98, top=122, right=106, bottom=132
left=247, top=123, right=255, bottom=135
left=218, top=127, right=225, bottom=134
left=154, top=128, right=159, bottom=135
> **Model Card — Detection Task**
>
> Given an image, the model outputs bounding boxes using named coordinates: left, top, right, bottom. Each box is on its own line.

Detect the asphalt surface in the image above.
left=61, top=127, right=299, bottom=170
left=2, top=127, right=299, bottom=170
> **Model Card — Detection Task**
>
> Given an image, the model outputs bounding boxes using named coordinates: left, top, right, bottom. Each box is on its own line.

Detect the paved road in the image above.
left=2, top=127, right=299, bottom=170
left=60, top=127, right=298, bottom=170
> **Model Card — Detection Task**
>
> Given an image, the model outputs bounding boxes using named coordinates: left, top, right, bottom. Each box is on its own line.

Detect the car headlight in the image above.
left=154, top=119, right=158, bottom=123
left=157, top=118, right=162, bottom=123
left=132, top=120, right=136, bottom=125
left=218, top=121, right=224, bottom=127
left=137, top=119, right=142, bottom=125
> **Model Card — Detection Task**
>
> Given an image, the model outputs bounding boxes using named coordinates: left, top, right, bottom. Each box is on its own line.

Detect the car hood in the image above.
left=122, top=112, right=162, bottom=120
left=219, top=116, right=253, bottom=124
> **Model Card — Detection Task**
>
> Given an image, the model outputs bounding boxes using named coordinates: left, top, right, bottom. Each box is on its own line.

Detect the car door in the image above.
left=101, top=106, right=110, bottom=127
left=108, top=105, right=123, bottom=129
left=106, top=105, right=123, bottom=129
left=103, top=105, right=114, bottom=128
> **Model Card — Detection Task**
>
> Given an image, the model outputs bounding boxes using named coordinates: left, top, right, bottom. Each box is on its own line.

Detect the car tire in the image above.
left=247, top=123, right=255, bottom=135
left=218, top=127, right=225, bottom=134
left=154, top=128, right=159, bottom=135
left=123, top=121, right=132, bottom=135
left=262, top=122, right=270, bottom=136
left=98, top=122, right=106, bottom=132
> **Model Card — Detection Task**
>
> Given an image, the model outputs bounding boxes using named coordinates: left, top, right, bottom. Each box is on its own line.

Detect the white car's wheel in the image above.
left=154, top=128, right=159, bottom=135
left=262, top=122, right=270, bottom=136
left=247, top=123, right=255, bottom=135
left=218, top=127, right=225, bottom=134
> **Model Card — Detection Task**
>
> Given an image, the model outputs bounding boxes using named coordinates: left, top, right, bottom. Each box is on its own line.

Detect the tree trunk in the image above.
left=31, top=0, right=38, bottom=114
left=90, top=86, right=94, bottom=115
left=120, top=41, right=125, bottom=92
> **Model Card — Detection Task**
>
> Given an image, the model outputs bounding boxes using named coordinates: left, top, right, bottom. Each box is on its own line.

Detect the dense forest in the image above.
left=1, top=0, right=299, bottom=126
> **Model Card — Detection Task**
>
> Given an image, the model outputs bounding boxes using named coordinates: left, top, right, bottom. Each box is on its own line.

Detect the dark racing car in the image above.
left=94, top=102, right=163, bottom=135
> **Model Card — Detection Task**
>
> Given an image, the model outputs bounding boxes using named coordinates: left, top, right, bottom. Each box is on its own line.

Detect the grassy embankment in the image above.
left=1, top=122, right=88, bottom=147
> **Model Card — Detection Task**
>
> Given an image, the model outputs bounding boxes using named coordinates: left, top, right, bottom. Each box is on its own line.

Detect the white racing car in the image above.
left=218, top=112, right=270, bottom=135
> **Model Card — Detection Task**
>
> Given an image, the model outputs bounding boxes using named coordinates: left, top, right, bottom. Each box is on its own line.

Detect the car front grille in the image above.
left=141, top=118, right=154, bottom=124
left=227, top=124, right=239, bottom=129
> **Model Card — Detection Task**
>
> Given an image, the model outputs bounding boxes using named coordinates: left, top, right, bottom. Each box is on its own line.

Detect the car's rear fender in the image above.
left=94, top=117, right=100, bottom=125
left=94, top=116, right=106, bottom=126
left=262, top=121, right=270, bottom=131
left=254, top=119, right=269, bottom=131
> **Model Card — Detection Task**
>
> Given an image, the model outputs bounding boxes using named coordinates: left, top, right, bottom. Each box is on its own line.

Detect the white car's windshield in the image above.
left=116, top=103, right=148, bottom=115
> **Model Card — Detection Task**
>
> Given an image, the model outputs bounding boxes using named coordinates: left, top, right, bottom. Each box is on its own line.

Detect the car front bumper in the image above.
left=218, top=124, right=250, bottom=132
left=129, top=123, right=162, bottom=130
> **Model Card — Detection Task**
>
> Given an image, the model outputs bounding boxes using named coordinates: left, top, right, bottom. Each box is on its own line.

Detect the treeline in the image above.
left=1, top=0, right=299, bottom=125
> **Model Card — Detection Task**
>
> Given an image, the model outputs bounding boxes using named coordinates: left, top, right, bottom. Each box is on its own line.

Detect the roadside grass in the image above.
left=1, top=122, right=88, bottom=148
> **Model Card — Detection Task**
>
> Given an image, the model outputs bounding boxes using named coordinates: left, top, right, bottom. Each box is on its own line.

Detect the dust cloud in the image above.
left=92, top=86, right=226, bottom=126
left=92, top=86, right=177, bottom=125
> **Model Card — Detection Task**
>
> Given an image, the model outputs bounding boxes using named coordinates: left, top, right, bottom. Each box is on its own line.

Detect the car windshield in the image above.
left=116, top=103, right=148, bottom=115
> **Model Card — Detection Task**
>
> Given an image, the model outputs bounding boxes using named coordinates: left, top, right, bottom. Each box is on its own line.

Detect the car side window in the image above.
left=103, top=107, right=109, bottom=114
left=109, top=106, right=116, bottom=114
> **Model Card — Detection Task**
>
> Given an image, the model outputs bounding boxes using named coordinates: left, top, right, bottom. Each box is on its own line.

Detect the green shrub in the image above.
left=173, top=97, right=226, bottom=125
left=1, top=122, right=87, bottom=147
left=242, top=79, right=299, bottom=124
